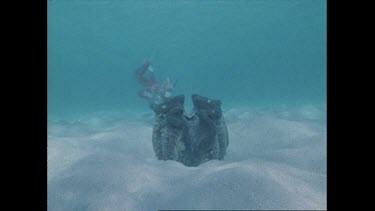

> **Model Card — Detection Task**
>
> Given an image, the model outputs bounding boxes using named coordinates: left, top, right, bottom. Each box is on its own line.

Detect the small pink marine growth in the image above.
left=135, top=60, right=177, bottom=104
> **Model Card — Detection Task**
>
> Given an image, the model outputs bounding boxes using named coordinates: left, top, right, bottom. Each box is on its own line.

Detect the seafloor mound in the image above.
left=151, top=94, right=229, bottom=166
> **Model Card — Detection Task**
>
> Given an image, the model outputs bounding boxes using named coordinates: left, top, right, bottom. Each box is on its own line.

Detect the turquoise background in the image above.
left=48, top=0, right=326, bottom=119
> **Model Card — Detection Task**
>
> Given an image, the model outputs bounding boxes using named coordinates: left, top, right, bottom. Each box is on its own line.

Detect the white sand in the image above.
left=48, top=104, right=326, bottom=210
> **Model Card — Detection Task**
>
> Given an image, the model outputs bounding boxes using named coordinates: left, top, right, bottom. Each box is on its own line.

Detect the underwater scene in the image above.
left=48, top=0, right=327, bottom=210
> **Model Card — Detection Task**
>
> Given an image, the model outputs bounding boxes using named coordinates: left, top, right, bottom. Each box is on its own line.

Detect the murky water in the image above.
left=48, top=0, right=326, bottom=210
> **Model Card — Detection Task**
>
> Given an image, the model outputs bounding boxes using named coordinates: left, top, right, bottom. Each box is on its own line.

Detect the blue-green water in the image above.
left=48, top=0, right=326, bottom=119
left=48, top=1, right=326, bottom=210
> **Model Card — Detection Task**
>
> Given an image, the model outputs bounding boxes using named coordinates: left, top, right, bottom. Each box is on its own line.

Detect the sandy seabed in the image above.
left=48, top=104, right=326, bottom=211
